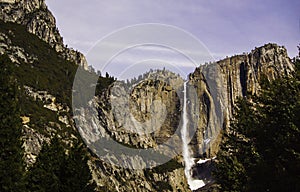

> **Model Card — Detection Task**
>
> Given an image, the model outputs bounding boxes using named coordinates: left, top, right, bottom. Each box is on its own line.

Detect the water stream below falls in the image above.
left=181, top=81, right=206, bottom=191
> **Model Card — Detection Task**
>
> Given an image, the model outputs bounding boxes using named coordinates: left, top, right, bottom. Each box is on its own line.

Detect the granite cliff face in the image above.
left=74, top=70, right=190, bottom=191
left=0, top=1, right=296, bottom=191
left=77, top=44, right=294, bottom=191
left=99, top=71, right=183, bottom=149
left=0, top=1, right=190, bottom=191
left=0, top=0, right=88, bottom=69
left=187, top=43, right=294, bottom=160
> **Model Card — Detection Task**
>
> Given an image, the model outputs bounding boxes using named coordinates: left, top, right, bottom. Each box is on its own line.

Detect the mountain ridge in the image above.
left=0, top=0, right=297, bottom=191
left=0, top=0, right=88, bottom=70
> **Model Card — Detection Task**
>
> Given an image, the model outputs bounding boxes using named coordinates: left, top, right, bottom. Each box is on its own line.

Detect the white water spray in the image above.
left=181, top=82, right=205, bottom=190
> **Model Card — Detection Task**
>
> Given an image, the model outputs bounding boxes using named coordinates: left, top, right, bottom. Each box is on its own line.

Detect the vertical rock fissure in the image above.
left=240, top=62, right=247, bottom=97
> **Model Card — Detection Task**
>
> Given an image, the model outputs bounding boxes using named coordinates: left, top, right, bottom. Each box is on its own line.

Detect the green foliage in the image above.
left=26, top=137, right=96, bottom=192
left=148, top=158, right=183, bottom=174
left=0, top=21, right=77, bottom=106
left=26, top=137, right=65, bottom=192
left=0, top=21, right=115, bottom=107
left=61, top=140, right=96, bottom=192
left=214, top=99, right=259, bottom=192
left=154, top=181, right=172, bottom=191
left=0, top=55, right=25, bottom=192
left=214, top=57, right=300, bottom=191
left=96, top=76, right=115, bottom=96
left=0, top=21, right=115, bottom=191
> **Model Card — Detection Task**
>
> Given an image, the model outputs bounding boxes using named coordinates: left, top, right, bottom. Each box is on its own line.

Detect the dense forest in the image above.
left=0, top=54, right=98, bottom=192
left=0, top=22, right=115, bottom=192
left=0, top=20, right=115, bottom=192
left=214, top=49, right=300, bottom=191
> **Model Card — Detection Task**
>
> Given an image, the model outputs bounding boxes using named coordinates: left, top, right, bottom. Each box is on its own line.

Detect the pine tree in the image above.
left=0, top=55, right=25, bottom=192
left=215, top=54, right=300, bottom=191
left=214, top=99, right=260, bottom=192
left=60, top=140, right=96, bottom=192
left=26, top=137, right=96, bottom=192
left=26, top=137, right=65, bottom=192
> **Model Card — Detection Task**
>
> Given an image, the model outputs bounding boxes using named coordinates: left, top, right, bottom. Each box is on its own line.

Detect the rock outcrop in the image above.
left=104, top=71, right=183, bottom=149
left=74, top=70, right=191, bottom=191
left=0, top=32, right=37, bottom=64
left=188, top=43, right=294, bottom=160
left=0, top=0, right=88, bottom=69
left=73, top=43, right=294, bottom=191
left=21, top=86, right=75, bottom=166
left=0, top=1, right=295, bottom=191
left=79, top=44, right=294, bottom=191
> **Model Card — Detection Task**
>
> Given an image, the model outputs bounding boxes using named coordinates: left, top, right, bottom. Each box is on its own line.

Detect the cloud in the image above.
left=87, top=44, right=205, bottom=79
left=46, top=0, right=300, bottom=77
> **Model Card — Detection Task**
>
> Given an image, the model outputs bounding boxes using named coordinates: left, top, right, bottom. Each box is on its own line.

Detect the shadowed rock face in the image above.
left=80, top=70, right=184, bottom=153
left=90, top=44, right=294, bottom=163
left=0, top=1, right=295, bottom=191
left=74, top=70, right=190, bottom=191
left=188, top=43, right=294, bottom=159
left=0, top=0, right=88, bottom=70
left=0, top=1, right=190, bottom=190
left=84, top=44, right=294, bottom=191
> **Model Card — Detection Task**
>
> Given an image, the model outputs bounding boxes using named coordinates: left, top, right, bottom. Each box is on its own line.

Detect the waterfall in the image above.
left=181, top=81, right=205, bottom=190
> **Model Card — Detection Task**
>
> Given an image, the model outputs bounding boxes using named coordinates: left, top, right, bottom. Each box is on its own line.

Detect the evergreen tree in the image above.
left=214, top=56, right=300, bottom=191
left=0, top=55, right=25, bottom=192
left=214, top=99, right=260, bottom=192
left=26, top=137, right=95, bottom=192
left=26, top=137, right=65, bottom=192
left=60, top=140, right=96, bottom=192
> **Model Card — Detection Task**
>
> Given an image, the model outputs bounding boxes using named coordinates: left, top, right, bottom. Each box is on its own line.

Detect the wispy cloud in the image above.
left=46, top=0, right=300, bottom=76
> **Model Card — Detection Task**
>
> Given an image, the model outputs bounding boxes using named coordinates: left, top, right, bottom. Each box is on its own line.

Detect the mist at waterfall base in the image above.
left=181, top=82, right=211, bottom=191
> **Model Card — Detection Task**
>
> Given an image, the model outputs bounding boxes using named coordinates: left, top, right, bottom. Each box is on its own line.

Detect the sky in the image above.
left=46, top=0, right=300, bottom=79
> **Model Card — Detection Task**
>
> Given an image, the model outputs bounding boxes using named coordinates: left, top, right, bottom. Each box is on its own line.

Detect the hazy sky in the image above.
left=46, top=0, right=300, bottom=79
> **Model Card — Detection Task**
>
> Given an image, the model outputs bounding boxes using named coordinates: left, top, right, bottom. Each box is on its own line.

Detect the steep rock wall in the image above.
left=74, top=70, right=190, bottom=191
left=188, top=43, right=294, bottom=159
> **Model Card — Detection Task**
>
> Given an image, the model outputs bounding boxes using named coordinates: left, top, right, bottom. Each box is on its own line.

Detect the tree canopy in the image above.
left=214, top=56, right=300, bottom=191
left=0, top=55, right=25, bottom=192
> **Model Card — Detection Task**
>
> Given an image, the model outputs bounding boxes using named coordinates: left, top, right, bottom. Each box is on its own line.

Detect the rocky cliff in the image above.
left=188, top=43, right=294, bottom=160
left=0, top=1, right=295, bottom=191
left=0, top=1, right=191, bottom=191
left=77, top=43, right=294, bottom=191
left=0, top=0, right=88, bottom=69
left=74, top=70, right=191, bottom=191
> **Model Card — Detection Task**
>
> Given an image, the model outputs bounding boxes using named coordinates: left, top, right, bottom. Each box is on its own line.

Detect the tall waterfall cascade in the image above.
left=181, top=82, right=206, bottom=190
